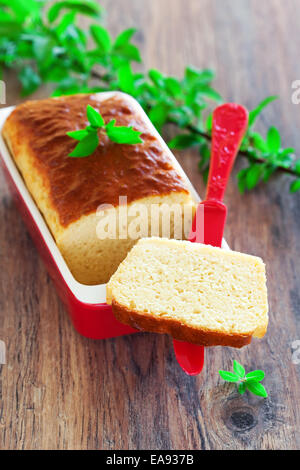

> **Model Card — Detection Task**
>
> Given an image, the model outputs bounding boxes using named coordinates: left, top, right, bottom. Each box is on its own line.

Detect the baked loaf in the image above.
left=106, top=238, right=268, bottom=348
left=2, top=92, right=195, bottom=284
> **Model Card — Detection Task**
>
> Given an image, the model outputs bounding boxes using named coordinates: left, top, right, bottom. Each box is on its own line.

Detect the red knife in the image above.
left=173, top=103, right=249, bottom=375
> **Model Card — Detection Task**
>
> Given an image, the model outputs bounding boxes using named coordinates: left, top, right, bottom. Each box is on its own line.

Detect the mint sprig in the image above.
left=219, top=360, right=268, bottom=398
left=67, top=104, right=143, bottom=157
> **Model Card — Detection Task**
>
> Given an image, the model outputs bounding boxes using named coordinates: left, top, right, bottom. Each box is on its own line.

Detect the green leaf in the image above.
left=86, top=105, right=104, bottom=128
left=168, top=133, right=201, bottom=150
left=18, top=66, right=41, bottom=96
left=205, top=113, right=213, bottom=133
left=106, top=123, right=143, bottom=145
left=218, top=371, right=240, bottom=383
left=233, top=360, right=245, bottom=379
left=246, top=381, right=268, bottom=398
left=294, top=160, right=300, bottom=175
left=32, top=36, right=55, bottom=69
left=48, top=0, right=102, bottom=23
left=290, top=179, right=300, bottom=193
left=245, top=370, right=265, bottom=382
left=105, top=119, right=116, bottom=131
left=117, top=63, right=134, bottom=94
left=184, top=67, right=215, bottom=86
left=114, top=28, right=137, bottom=48
left=164, top=77, right=181, bottom=98
left=0, top=0, right=38, bottom=19
left=149, top=69, right=165, bottom=88
left=115, top=43, right=141, bottom=63
left=262, top=165, right=276, bottom=183
left=202, top=167, right=209, bottom=184
left=267, top=126, right=281, bottom=154
left=199, top=85, right=222, bottom=102
left=250, top=132, right=268, bottom=153
left=238, top=382, right=246, bottom=395
left=149, top=102, right=169, bottom=130
left=245, top=164, right=263, bottom=190
left=90, top=25, right=112, bottom=53
left=55, top=10, right=77, bottom=37
left=248, top=96, right=278, bottom=127
left=66, top=129, right=89, bottom=141
left=69, top=131, right=99, bottom=157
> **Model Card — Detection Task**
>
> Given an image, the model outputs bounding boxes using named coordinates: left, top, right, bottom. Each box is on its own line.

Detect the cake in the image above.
left=2, top=92, right=196, bottom=285
left=106, top=238, right=268, bottom=348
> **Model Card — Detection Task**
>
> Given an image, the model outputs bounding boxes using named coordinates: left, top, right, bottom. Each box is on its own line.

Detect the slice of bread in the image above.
left=106, top=238, right=268, bottom=348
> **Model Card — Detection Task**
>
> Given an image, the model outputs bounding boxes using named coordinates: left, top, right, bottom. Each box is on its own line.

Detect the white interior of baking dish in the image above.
left=0, top=92, right=228, bottom=304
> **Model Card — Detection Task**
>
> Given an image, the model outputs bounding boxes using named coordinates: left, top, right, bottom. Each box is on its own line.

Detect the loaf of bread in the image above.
left=106, top=238, right=268, bottom=348
left=2, top=92, right=196, bottom=285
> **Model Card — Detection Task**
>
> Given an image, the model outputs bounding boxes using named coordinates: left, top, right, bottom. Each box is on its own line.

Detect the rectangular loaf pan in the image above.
left=0, top=92, right=206, bottom=340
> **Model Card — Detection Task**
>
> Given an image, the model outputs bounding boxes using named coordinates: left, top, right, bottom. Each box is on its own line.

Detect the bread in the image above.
left=2, top=92, right=195, bottom=285
left=106, top=238, right=268, bottom=348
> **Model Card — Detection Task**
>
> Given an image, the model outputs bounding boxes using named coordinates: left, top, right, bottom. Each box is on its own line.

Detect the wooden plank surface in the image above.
left=0, top=0, right=300, bottom=450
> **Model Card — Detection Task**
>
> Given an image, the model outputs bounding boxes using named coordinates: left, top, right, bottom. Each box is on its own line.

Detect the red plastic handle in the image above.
left=206, top=103, right=249, bottom=202
left=173, top=104, right=248, bottom=376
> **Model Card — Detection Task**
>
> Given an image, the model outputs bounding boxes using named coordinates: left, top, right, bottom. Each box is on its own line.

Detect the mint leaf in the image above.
left=18, top=66, right=41, bottom=96
left=250, top=132, right=268, bottom=153
left=86, top=104, right=104, bottom=128
left=233, top=360, right=245, bottom=379
left=294, top=160, right=300, bottom=175
left=245, top=370, right=265, bottom=382
left=199, top=85, right=222, bottom=102
left=117, top=63, right=134, bottom=94
left=69, top=131, right=99, bottom=157
left=267, top=126, right=281, bottom=154
left=48, top=0, right=102, bottom=23
left=149, top=102, right=169, bottom=130
left=246, top=381, right=268, bottom=398
left=184, top=67, right=215, bottom=86
left=66, top=129, right=89, bottom=141
left=290, top=179, right=300, bottom=193
left=149, top=69, right=165, bottom=88
left=248, top=96, right=278, bottom=127
left=164, top=77, right=181, bottom=98
left=238, top=382, right=246, bottom=395
left=106, top=123, right=143, bottom=144
left=245, top=164, right=263, bottom=190
left=237, top=169, right=247, bottom=194
left=116, top=43, right=141, bottom=63
left=205, top=113, right=213, bottom=133
left=218, top=371, right=240, bottom=382
left=90, top=24, right=111, bottom=53
left=114, top=28, right=137, bottom=48
left=168, top=134, right=201, bottom=150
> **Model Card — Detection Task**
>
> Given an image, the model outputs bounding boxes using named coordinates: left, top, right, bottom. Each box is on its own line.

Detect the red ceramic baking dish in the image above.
left=0, top=92, right=204, bottom=340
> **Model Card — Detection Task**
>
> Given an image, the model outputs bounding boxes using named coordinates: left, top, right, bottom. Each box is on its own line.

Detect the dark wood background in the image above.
left=0, top=0, right=300, bottom=450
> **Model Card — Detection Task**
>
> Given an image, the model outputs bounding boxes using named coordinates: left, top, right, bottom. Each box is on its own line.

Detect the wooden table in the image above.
left=0, top=0, right=300, bottom=450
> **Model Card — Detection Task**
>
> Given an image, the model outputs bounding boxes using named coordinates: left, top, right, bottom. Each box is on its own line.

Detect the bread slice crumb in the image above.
left=106, top=237, right=268, bottom=348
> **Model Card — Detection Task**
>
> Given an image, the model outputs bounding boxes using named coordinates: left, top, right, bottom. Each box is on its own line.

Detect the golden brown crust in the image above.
left=111, top=300, right=253, bottom=348
left=2, top=93, right=189, bottom=228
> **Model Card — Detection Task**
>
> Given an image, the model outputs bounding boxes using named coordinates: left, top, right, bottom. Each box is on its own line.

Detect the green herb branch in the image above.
left=219, top=360, right=268, bottom=398
left=1, top=0, right=300, bottom=192
left=67, top=104, right=142, bottom=157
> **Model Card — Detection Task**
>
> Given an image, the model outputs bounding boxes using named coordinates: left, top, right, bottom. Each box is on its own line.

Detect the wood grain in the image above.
left=0, top=0, right=300, bottom=450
